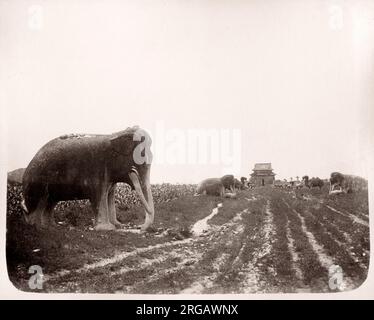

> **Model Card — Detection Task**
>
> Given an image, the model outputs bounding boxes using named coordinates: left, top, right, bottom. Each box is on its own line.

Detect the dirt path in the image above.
left=180, top=208, right=249, bottom=294
left=22, top=187, right=369, bottom=294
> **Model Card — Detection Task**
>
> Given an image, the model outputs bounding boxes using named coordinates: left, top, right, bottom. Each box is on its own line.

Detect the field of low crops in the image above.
left=6, top=182, right=370, bottom=294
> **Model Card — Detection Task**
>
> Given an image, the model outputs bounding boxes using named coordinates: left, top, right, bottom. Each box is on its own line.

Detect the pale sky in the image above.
left=1, top=0, right=374, bottom=183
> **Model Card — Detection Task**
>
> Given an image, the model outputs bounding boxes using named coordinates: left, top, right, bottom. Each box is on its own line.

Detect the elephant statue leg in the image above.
left=219, top=185, right=225, bottom=197
left=91, top=184, right=116, bottom=231
left=40, top=201, right=57, bottom=227
left=107, top=184, right=124, bottom=228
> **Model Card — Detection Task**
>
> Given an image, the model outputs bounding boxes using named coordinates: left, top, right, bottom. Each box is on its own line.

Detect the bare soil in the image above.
left=7, top=185, right=370, bottom=293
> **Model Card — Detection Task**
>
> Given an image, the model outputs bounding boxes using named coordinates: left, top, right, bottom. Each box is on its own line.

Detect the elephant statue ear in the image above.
left=110, top=131, right=135, bottom=156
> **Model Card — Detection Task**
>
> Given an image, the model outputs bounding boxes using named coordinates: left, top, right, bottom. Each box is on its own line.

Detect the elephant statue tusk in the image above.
left=142, top=166, right=155, bottom=228
left=131, top=166, right=139, bottom=176
left=128, top=171, right=153, bottom=214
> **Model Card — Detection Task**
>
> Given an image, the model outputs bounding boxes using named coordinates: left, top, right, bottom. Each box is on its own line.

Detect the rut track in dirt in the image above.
left=23, top=187, right=369, bottom=294
left=180, top=208, right=250, bottom=294
left=127, top=198, right=268, bottom=294
left=325, top=205, right=369, bottom=228
left=46, top=195, right=279, bottom=294
left=231, top=200, right=277, bottom=294
left=285, top=219, right=303, bottom=281
left=45, top=200, right=253, bottom=293
left=282, top=195, right=368, bottom=291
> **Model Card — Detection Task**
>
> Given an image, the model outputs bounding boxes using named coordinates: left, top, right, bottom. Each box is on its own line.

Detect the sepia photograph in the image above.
left=1, top=0, right=373, bottom=295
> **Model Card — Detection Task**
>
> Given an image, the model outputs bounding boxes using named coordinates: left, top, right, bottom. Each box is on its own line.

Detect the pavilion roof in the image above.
left=253, top=163, right=273, bottom=171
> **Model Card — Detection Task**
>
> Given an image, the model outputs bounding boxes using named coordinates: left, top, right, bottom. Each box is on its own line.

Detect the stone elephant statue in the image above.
left=329, top=172, right=367, bottom=194
left=22, top=126, right=155, bottom=231
left=221, top=174, right=235, bottom=192
left=196, top=174, right=240, bottom=196
left=303, top=176, right=324, bottom=190
left=195, top=178, right=224, bottom=196
left=234, top=178, right=244, bottom=190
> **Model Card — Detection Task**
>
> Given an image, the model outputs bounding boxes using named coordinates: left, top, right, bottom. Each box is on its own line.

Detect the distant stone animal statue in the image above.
left=247, top=182, right=255, bottom=190
left=22, top=126, right=155, bottom=231
left=302, top=176, right=324, bottom=190
left=301, top=176, right=309, bottom=189
left=196, top=174, right=246, bottom=196
left=234, top=178, right=244, bottom=190
left=221, top=174, right=236, bottom=192
left=329, top=172, right=368, bottom=194
left=274, top=181, right=283, bottom=188
left=310, top=177, right=324, bottom=189
left=196, top=178, right=225, bottom=196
